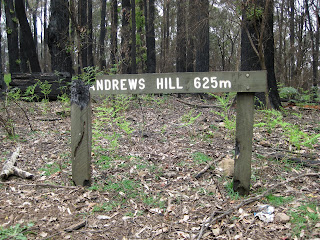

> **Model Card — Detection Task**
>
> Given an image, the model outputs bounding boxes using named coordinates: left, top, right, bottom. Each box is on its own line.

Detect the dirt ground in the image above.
left=0, top=95, right=319, bottom=240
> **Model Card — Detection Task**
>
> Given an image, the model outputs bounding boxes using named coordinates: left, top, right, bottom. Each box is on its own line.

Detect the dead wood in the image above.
left=0, top=146, right=34, bottom=180
left=174, top=98, right=221, bottom=109
left=194, top=154, right=226, bottom=179
left=0, top=182, right=78, bottom=189
left=0, top=146, right=20, bottom=179
left=195, top=172, right=320, bottom=240
left=64, top=220, right=87, bottom=232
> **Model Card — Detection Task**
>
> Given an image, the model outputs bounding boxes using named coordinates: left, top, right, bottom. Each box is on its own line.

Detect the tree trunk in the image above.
left=99, top=0, right=107, bottom=70
left=186, top=0, right=196, bottom=72
left=110, top=0, right=118, bottom=67
left=19, top=28, right=29, bottom=72
left=289, top=0, right=295, bottom=85
left=79, top=0, right=88, bottom=69
left=241, top=0, right=281, bottom=109
left=131, top=0, right=137, bottom=74
left=47, top=0, right=72, bottom=73
left=145, top=0, right=156, bottom=73
left=176, top=0, right=186, bottom=72
left=32, top=1, right=38, bottom=50
left=4, top=0, right=20, bottom=73
left=120, top=0, right=132, bottom=74
left=88, top=0, right=94, bottom=67
left=15, top=0, right=41, bottom=73
left=305, top=0, right=319, bottom=96
left=195, top=0, right=209, bottom=72
left=43, top=0, right=49, bottom=72
left=0, top=1, right=4, bottom=92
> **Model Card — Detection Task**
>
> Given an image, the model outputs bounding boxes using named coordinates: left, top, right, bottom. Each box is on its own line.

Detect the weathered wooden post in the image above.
left=71, top=80, right=92, bottom=186
left=233, top=92, right=255, bottom=195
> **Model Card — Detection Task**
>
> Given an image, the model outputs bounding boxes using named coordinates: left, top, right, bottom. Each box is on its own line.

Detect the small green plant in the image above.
left=225, top=179, right=240, bottom=200
left=181, top=109, right=202, bottom=126
left=192, top=152, right=212, bottom=164
left=209, top=93, right=236, bottom=132
left=289, top=202, right=319, bottom=237
left=265, top=194, right=294, bottom=207
left=279, top=86, right=299, bottom=99
left=255, top=109, right=320, bottom=150
left=0, top=223, right=34, bottom=240
left=39, top=162, right=63, bottom=176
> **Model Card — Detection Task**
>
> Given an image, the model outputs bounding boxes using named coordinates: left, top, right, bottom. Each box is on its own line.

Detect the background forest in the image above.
left=0, top=0, right=319, bottom=97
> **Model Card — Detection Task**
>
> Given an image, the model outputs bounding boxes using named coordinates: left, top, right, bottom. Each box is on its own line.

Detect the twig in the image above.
left=0, top=182, right=78, bottom=189
left=174, top=98, right=221, bottom=109
left=194, top=154, right=226, bottom=179
left=195, top=172, right=320, bottom=240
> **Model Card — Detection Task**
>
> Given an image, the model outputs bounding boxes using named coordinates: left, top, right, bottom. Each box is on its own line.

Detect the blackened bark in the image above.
left=187, top=0, right=196, bottom=72
left=110, top=0, right=118, bottom=66
left=195, top=0, right=209, bottom=72
left=19, top=28, right=29, bottom=72
left=264, top=0, right=281, bottom=109
left=241, top=0, right=281, bottom=109
left=4, top=0, right=20, bottom=73
left=131, top=0, right=137, bottom=74
left=289, top=0, right=295, bottom=84
left=99, top=0, right=107, bottom=70
left=32, top=2, right=38, bottom=50
left=79, top=0, right=88, bottom=68
left=88, top=0, right=94, bottom=67
left=146, top=0, right=156, bottom=73
left=121, top=0, right=131, bottom=74
left=176, top=0, right=186, bottom=72
left=47, top=0, right=72, bottom=73
left=15, top=0, right=41, bottom=73
left=0, top=2, right=4, bottom=92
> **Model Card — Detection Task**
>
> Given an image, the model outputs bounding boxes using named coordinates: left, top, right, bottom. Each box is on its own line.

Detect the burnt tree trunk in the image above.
left=145, top=0, right=156, bottom=73
left=110, top=0, right=118, bottom=67
left=47, top=0, right=72, bottom=73
left=99, top=0, right=107, bottom=70
left=195, top=0, right=209, bottom=72
left=176, top=0, right=186, bottom=73
left=4, top=0, right=20, bottom=73
left=121, top=0, right=132, bottom=74
left=15, top=0, right=41, bottom=73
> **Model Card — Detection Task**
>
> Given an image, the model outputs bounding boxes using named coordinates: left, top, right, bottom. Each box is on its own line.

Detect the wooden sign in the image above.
left=71, top=71, right=267, bottom=195
left=90, top=71, right=267, bottom=95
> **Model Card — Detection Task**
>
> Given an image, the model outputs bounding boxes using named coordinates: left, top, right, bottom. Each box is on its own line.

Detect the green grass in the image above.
left=38, top=162, right=63, bottom=176
left=265, top=194, right=294, bottom=207
left=192, top=152, right=212, bottom=164
left=0, top=223, right=34, bottom=240
left=289, top=202, right=319, bottom=237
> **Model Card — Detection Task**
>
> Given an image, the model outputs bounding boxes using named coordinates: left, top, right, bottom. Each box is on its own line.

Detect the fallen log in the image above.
left=10, top=72, right=71, bottom=100
left=0, top=146, right=34, bottom=180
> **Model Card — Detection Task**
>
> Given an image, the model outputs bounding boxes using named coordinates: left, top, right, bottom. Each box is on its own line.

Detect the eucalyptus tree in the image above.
left=4, top=0, right=20, bottom=73
left=240, top=0, right=281, bottom=109
left=15, top=0, right=41, bottom=73
left=47, top=0, right=72, bottom=73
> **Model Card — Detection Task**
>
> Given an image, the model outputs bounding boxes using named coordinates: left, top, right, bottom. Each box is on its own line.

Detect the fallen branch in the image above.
left=194, top=154, right=226, bottom=179
left=0, top=146, right=34, bottom=180
left=65, top=220, right=87, bottom=232
left=0, top=182, right=78, bottom=189
left=195, top=172, right=320, bottom=240
left=174, top=98, right=221, bottom=109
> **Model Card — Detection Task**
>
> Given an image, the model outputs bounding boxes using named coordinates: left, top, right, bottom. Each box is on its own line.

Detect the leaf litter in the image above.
left=0, top=95, right=319, bottom=239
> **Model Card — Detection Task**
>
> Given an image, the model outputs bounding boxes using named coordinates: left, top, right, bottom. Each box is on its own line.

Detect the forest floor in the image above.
left=0, top=94, right=319, bottom=240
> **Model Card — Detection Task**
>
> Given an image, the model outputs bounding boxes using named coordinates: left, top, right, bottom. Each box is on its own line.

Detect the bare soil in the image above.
left=0, top=95, right=319, bottom=240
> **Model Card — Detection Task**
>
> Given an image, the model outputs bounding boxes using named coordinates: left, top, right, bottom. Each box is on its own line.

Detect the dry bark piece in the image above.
left=0, top=146, right=34, bottom=180
left=64, top=220, right=87, bottom=232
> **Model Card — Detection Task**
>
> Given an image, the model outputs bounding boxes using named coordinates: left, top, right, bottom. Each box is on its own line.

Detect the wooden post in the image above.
left=71, top=80, right=92, bottom=186
left=233, top=92, right=255, bottom=195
